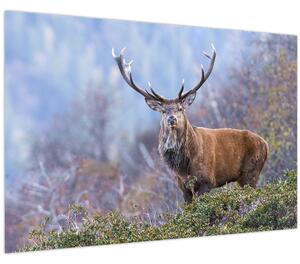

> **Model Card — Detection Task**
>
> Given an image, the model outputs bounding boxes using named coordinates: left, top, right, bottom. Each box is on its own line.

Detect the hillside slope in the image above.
left=22, top=170, right=297, bottom=252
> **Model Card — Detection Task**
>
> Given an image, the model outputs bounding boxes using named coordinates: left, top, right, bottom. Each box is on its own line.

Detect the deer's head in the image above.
left=112, top=46, right=216, bottom=136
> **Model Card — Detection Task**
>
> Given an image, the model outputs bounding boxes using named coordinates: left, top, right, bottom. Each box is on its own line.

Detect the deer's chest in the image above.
left=163, top=149, right=190, bottom=175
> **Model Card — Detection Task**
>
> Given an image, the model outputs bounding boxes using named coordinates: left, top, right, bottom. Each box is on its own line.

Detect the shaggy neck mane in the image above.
left=158, top=115, right=198, bottom=175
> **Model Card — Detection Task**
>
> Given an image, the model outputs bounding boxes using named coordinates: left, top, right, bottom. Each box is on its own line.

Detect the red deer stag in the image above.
left=112, top=45, right=268, bottom=203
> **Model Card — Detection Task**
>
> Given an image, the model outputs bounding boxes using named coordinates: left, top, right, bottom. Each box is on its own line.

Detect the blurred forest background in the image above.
left=5, top=11, right=297, bottom=252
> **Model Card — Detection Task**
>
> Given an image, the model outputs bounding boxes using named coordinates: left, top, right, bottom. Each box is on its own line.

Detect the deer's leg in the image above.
left=183, top=183, right=210, bottom=202
left=176, top=175, right=193, bottom=203
left=238, top=140, right=268, bottom=188
left=183, top=190, right=193, bottom=203
left=238, top=158, right=263, bottom=188
left=238, top=170, right=259, bottom=188
left=195, top=183, right=210, bottom=196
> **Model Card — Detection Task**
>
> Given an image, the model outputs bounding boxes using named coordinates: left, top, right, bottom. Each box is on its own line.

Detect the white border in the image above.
left=1, top=1, right=299, bottom=263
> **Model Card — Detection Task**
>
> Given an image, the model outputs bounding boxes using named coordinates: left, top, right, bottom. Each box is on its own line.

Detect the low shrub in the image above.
left=21, top=170, right=297, bottom=252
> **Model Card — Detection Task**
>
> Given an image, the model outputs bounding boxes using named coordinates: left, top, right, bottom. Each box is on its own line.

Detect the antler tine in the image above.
left=148, top=82, right=166, bottom=101
left=179, top=44, right=216, bottom=99
left=178, top=79, right=185, bottom=98
left=112, top=48, right=165, bottom=102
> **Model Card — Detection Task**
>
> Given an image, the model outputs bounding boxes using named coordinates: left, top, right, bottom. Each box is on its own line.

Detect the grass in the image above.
left=21, top=169, right=297, bottom=252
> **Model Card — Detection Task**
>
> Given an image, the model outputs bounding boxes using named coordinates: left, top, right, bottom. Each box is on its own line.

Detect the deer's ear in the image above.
left=145, top=98, right=165, bottom=112
left=182, top=91, right=197, bottom=107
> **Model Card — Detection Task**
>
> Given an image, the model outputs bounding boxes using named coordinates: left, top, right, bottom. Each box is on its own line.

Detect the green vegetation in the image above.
left=22, top=170, right=297, bottom=252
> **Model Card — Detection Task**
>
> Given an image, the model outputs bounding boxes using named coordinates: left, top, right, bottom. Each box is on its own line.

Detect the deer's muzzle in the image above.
left=168, top=115, right=177, bottom=127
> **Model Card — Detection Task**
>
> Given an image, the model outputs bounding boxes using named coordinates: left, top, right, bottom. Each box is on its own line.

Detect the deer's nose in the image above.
left=168, top=115, right=177, bottom=126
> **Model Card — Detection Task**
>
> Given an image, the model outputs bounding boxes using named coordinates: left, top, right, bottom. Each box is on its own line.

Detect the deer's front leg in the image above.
left=183, top=190, right=193, bottom=203
left=195, top=183, right=210, bottom=196
left=176, top=175, right=193, bottom=203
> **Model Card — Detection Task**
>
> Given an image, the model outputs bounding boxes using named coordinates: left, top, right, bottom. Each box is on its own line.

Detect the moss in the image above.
left=21, top=170, right=297, bottom=252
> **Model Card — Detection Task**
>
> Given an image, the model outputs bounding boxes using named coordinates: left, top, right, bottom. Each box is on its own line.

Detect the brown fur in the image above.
left=158, top=113, right=268, bottom=203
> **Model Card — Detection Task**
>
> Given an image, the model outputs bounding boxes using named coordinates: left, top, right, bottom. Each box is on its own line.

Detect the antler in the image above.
left=112, top=48, right=165, bottom=102
left=178, top=44, right=216, bottom=100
